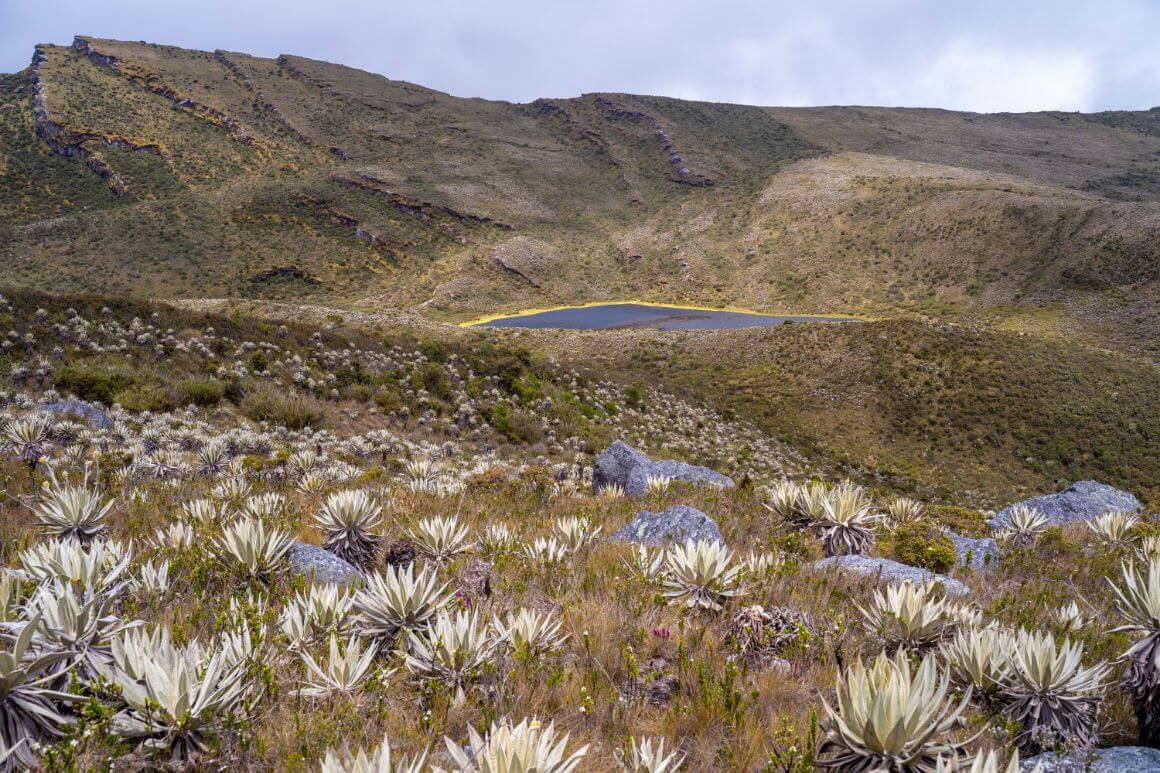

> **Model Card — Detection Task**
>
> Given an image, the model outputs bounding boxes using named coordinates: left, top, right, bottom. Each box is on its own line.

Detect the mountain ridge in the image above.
left=0, top=35, right=1156, bottom=357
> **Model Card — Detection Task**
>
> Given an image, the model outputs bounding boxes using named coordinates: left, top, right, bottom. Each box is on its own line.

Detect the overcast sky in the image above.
left=3, top=0, right=1159, bottom=113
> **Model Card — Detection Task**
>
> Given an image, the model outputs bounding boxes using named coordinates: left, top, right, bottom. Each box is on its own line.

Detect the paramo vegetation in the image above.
left=0, top=290, right=1155, bottom=771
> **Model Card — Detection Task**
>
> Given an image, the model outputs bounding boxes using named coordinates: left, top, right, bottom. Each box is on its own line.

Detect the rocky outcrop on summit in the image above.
left=593, top=96, right=715, bottom=186
left=989, top=481, right=1143, bottom=530
left=592, top=441, right=734, bottom=498
left=73, top=37, right=258, bottom=148
left=28, top=47, right=129, bottom=194
left=608, top=505, right=724, bottom=546
left=813, top=555, right=971, bottom=597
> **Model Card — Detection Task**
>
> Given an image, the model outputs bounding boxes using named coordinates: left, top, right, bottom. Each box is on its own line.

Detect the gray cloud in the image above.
left=2, top=0, right=1158, bottom=112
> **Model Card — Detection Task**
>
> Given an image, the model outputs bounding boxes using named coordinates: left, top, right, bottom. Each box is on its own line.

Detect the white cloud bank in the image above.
left=0, top=0, right=1156, bottom=112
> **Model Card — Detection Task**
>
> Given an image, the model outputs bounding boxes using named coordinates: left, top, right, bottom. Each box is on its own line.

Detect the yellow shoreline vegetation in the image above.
left=457, top=300, right=869, bottom=327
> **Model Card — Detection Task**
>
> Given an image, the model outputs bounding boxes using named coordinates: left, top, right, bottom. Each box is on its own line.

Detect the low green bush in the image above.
left=374, top=386, right=405, bottom=414
left=54, top=364, right=135, bottom=405
left=177, top=377, right=225, bottom=407
left=242, top=385, right=327, bottom=429
left=884, top=523, right=957, bottom=573
left=416, top=362, right=453, bottom=401
left=114, top=385, right=176, bottom=413
left=486, top=403, right=543, bottom=444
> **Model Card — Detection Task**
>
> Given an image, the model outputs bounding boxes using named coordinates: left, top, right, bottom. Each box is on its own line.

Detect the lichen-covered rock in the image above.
left=1021, top=746, right=1160, bottom=772
left=608, top=505, right=723, bottom=546
left=287, top=541, right=362, bottom=585
left=813, top=555, right=970, bottom=596
left=39, top=399, right=111, bottom=428
left=945, top=531, right=999, bottom=570
left=593, top=440, right=734, bottom=497
left=990, top=481, right=1142, bottom=530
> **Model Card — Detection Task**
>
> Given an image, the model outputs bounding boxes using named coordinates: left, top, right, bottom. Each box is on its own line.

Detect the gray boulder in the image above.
left=945, top=531, right=999, bottom=570
left=39, top=399, right=111, bottom=428
left=990, top=481, right=1142, bottom=530
left=287, top=542, right=362, bottom=585
left=608, top=505, right=724, bottom=546
left=813, top=555, right=970, bottom=597
left=593, top=441, right=734, bottom=498
left=1022, top=746, right=1160, bottom=772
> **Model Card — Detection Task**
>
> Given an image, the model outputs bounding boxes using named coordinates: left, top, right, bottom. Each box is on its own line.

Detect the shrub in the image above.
left=510, top=374, right=541, bottom=403
left=885, top=523, right=957, bottom=573
left=53, top=364, right=135, bottom=405
left=416, top=362, right=453, bottom=401
left=177, top=377, right=225, bottom=407
left=242, top=385, right=327, bottom=429
left=487, top=404, right=543, bottom=445
left=343, top=383, right=374, bottom=402
left=374, top=386, right=405, bottom=414
left=624, top=382, right=645, bottom=409
left=248, top=350, right=269, bottom=372
left=222, top=378, right=247, bottom=404
left=114, top=385, right=175, bottom=413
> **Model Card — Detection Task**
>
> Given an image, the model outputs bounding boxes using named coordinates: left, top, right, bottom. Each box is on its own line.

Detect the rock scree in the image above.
left=287, top=541, right=362, bottom=585
left=989, top=481, right=1143, bottom=530
left=1021, top=746, right=1160, bottom=772
left=608, top=504, right=724, bottom=546
left=813, top=555, right=970, bottom=597
left=593, top=440, right=734, bottom=498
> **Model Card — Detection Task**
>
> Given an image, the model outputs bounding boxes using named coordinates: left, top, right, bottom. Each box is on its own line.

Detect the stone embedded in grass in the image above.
left=1021, top=746, right=1160, bottom=772
left=990, top=480, right=1143, bottom=531
left=608, top=504, right=724, bottom=546
left=813, top=555, right=970, bottom=597
left=287, top=541, right=362, bottom=586
left=592, top=440, right=734, bottom=498
left=945, top=531, right=999, bottom=569
left=38, top=399, right=111, bottom=428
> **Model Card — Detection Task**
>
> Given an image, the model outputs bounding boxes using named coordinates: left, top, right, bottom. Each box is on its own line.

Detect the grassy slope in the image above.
left=169, top=297, right=1160, bottom=509
left=534, top=319, right=1160, bottom=507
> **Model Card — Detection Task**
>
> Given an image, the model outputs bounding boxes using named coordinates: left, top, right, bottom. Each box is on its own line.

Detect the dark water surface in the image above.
left=476, top=303, right=851, bottom=331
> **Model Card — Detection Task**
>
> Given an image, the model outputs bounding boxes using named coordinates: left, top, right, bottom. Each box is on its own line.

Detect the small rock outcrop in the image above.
left=990, top=481, right=1143, bottom=530
left=945, top=531, right=999, bottom=570
left=608, top=505, right=723, bottom=546
left=593, top=441, right=734, bottom=498
left=39, top=399, right=111, bottom=428
left=491, top=237, right=564, bottom=288
left=813, top=555, right=970, bottom=597
left=287, top=542, right=362, bottom=585
left=1021, top=746, right=1160, bottom=772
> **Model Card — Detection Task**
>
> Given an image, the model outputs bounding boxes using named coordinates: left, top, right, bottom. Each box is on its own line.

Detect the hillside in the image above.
left=0, top=36, right=1156, bottom=357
